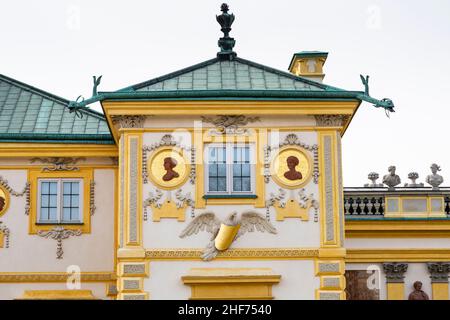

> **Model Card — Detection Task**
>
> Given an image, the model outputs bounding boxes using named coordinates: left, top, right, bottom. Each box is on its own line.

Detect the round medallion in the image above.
left=270, top=146, right=312, bottom=189
left=0, top=185, right=10, bottom=217
left=148, top=147, right=190, bottom=190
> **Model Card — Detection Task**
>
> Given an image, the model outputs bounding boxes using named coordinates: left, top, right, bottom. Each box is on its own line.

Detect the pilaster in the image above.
left=428, top=262, right=450, bottom=300
left=383, top=262, right=408, bottom=300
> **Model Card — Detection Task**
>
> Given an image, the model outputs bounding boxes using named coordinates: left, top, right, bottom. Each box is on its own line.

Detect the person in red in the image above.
left=408, top=281, right=429, bottom=300
left=284, top=156, right=303, bottom=181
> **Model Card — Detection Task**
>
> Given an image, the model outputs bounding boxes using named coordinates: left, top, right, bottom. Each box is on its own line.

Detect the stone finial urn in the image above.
left=364, top=172, right=383, bottom=187
left=405, top=172, right=424, bottom=188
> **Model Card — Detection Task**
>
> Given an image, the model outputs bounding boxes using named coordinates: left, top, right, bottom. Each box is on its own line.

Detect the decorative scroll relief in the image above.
left=201, top=115, right=260, bottom=134
left=0, top=176, right=30, bottom=216
left=266, top=188, right=319, bottom=222
left=427, top=262, right=450, bottom=283
left=143, top=189, right=194, bottom=222
left=37, top=226, right=82, bottom=259
left=315, top=115, right=350, bottom=127
left=30, top=157, right=86, bottom=171
left=90, top=181, right=96, bottom=216
left=142, top=134, right=195, bottom=185
left=265, top=134, right=319, bottom=185
left=0, top=221, right=10, bottom=248
left=383, top=262, right=408, bottom=283
left=111, top=115, right=146, bottom=129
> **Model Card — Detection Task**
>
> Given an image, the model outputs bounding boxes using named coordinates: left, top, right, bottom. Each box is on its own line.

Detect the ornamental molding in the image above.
left=30, top=157, right=86, bottom=171
left=265, top=188, right=319, bottom=222
left=201, top=115, right=260, bottom=134
left=145, top=248, right=319, bottom=260
left=0, top=176, right=30, bottom=215
left=265, top=134, right=319, bottom=184
left=314, top=115, right=350, bottom=127
left=427, top=262, right=450, bottom=283
left=143, top=188, right=194, bottom=222
left=0, top=221, right=10, bottom=248
left=0, top=272, right=115, bottom=282
left=37, top=226, right=82, bottom=259
left=142, top=134, right=195, bottom=185
left=383, top=262, right=408, bottom=283
left=111, top=115, right=146, bottom=129
left=90, top=181, right=96, bottom=216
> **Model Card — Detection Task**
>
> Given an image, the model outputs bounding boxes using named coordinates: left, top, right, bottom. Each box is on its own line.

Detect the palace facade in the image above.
left=0, top=5, right=449, bottom=300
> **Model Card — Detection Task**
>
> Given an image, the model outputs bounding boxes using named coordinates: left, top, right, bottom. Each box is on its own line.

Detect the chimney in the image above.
left=288, top=51, right=328, bottom=83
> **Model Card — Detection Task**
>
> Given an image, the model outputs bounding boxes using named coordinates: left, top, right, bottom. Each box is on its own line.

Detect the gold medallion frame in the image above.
left=147, top=146, right=190, bottom=190
left=0, top=185, right=10, bottom=218
left=270, top=145, right=313, bottom=189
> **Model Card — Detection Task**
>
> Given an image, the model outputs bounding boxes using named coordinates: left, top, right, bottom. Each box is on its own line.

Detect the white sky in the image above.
left=1, top=0, right=449, bottom=187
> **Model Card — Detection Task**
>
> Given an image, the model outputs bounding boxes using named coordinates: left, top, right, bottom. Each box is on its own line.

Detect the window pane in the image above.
left=208, top=164, right=217, bottom=176
left=218, top=164, right=227, bottom=176
left=40, top=208, right=49, bottom=221
left=49, top=207, right=57, bottom=221
left=63, top=207, right=71, bottom=221
left=233, top=178, right=242, bottom=191
left=242, top=164, right=250, bottom=176
left=209, top=178, right=217, bottom=191
left=49, top=182, right=58, bottom=194
left=71, top=182, right=79, bottom=195
left=49, top=194, right=57, bottom=207
left=233, top=164, right=241, bottom=176
left=41, top=182, right=49, bottom=194
left=41, top=195, right=49, bottom=207
left=63, top=195, right=71, bottom=207
left=218, top=178, right=227, bottom=191
left=72, top=195, right=79, bottom=207
left=63, top=182, right=71, bottom=194
left=242, top=177, right=251, bottom=192
left=71, top=208, right=80, bottom=221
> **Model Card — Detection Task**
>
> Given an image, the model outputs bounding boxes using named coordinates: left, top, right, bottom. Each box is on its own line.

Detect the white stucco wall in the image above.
left=142, top=128, right=321, bottom=249
left=0, top=168, right=115, bottom=272
left=145, top=260, right=318, bottom=300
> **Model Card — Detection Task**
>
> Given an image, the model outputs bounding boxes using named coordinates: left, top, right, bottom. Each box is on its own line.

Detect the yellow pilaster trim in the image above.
left=431, top=283, right=449, bottom=300
left=314, top=259, right=346, bottom=300
left=122, top=132, right=143, bottom=247
left=318, top=130, right=343, bottom=248
left=387, top=283, right=404, bottom=300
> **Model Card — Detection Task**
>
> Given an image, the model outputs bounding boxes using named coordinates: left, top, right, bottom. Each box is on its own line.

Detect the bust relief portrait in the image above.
left=284, top=156, right=303, bottom=181
left=162, top=157, right=180, bottom=181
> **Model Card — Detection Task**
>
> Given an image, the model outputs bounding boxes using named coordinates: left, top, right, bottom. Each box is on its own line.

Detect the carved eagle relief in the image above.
left=179, top=212, right=277, bottom=261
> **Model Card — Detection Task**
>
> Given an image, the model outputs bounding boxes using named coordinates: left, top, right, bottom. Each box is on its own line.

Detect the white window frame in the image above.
left=204, top=143, right=256, bottom=196
left=37, top=178, right=84, bottom=224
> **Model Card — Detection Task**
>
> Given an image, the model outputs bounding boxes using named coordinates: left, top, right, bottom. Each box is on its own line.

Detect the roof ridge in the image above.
left=119, top=58, right=220, bottom=92
left=234, top=57, right=345, bottom=91
left=0, top=73, right=107, bottom=120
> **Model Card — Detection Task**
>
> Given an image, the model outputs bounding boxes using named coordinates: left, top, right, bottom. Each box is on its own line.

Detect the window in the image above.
left=38, top=179, right=83, bottom=224
left=205, top=143, right=255, bottom=195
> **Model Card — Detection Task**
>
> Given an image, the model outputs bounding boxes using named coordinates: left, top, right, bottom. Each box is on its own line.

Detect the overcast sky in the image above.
left=1, top=0, right=449, bottom=187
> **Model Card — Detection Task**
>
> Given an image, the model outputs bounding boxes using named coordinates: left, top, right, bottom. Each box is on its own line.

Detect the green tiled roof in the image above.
left=0, top=74, right=113, bottom=144
left=119, top=57, right=343, bottom=93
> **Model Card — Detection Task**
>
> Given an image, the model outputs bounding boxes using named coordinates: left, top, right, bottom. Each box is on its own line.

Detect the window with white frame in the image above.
left=38, top=179, right=83, bottom=224
left=205, top=143, right=255, bottom=195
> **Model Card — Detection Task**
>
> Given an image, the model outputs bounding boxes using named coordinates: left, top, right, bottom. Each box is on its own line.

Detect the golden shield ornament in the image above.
left=148, top=146, right=190, bottom=190
left=270, top=146, right=312, bottom=189
left=214, top=223, right=240, bottom=251
left=0, top=185, right=10, bottom=218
